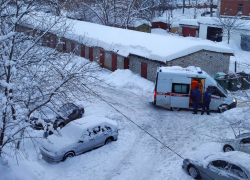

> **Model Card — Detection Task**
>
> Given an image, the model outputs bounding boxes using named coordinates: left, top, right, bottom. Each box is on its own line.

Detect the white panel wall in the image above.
left=199, top=24, right=208, bottom=40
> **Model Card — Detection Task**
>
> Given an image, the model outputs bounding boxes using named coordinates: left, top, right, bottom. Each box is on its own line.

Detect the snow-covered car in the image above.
left=182, top=151, right=250, bottom=180
left=40, top=115, right=119, bottom=163
left=31, top=103, right=84, bottom=130
left=223, top=133, right=250, bottom=154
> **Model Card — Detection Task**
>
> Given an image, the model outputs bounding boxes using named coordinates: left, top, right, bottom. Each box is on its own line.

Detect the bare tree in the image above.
left=0, top=0, right=100, bottom=159
left=214, top=16, right=247, bottom=44
left=63, top=0, right=161, bottom=28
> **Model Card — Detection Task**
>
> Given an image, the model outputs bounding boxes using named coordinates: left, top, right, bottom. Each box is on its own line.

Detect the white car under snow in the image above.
left=40, top=115, right=119, bottom=163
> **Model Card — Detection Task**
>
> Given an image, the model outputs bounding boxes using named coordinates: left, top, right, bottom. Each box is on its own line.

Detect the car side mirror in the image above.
left=78, top=140, right=83, bottom=143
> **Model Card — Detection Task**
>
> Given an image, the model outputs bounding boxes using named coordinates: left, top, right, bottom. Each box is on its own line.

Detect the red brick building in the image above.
left=219, top=0, right=250, bottom=16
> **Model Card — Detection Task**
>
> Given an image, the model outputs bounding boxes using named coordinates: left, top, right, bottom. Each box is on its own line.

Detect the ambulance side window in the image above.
left=208, top=86, right=226, bottom=97
left=172, top=83, right=190, bottom=94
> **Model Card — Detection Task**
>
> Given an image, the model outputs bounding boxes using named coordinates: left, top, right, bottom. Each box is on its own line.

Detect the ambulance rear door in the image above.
left=170, top=77, right=191, bottom=108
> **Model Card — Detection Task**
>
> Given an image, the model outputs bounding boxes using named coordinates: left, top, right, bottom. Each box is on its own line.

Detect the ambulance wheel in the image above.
left=219, top=105, right=229, bottom=113
left=171, top=107, right=179, bottom=111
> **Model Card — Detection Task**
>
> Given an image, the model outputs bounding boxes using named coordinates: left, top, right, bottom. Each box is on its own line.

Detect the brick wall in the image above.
left=220, top=0, right=250, bottom=16
left=168, top=50, right=230, bottom=76
left=129, top=55, right=165, bottom=82
left=17, top=25, right=231, bottom=82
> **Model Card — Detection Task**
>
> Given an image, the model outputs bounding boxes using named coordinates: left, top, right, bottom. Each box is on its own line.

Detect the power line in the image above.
left=83, top=84, right=184, bottom=159
left=83, top=84, right=225, bottom=180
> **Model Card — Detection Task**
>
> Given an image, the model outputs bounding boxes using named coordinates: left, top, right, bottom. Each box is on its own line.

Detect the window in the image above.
left=172, top=83, right=190, bottom=94
left=63, top=40, right=66, bottom=52
left=238, top=4, right=243, bottom=14
left=241, top=138, right=250, bottom=144
left=208, top=86, right=226, bottom=97
left=92, top=126, right=101, bottom=134
left=211, top=160, right=229, bottom=170
left=230, top=164, right=248, bottom=179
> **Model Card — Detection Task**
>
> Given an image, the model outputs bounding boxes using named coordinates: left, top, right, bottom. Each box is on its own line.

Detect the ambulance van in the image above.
left=152, top=66, right=237, bottom=112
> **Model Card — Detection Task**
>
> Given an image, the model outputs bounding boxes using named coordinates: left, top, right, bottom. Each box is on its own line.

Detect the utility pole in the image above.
left=210, top=0, right=213, bottom=17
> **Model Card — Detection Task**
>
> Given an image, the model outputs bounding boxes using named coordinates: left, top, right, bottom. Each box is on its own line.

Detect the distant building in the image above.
left=128, top=20, right=152, bottom=33
left=179, top=19, right=199, bottom=37
left=152, top=18, right=168, bottom=30
left=218, top=0, right=250, bottom=17
left=136, top=24, right=151, bottom=33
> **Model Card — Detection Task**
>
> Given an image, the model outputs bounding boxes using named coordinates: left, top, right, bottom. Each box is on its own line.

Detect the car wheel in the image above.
left=223, top=145, right=234, bottom=152
left=188, top=165, right=200, bottom=179
left=78, top=114, right=83, bottom=118
left=219, top=105, right=229, bottom=113
left=63, top=152, right=75, bottom=161
left=59, top=123, right=64, bottom=129
left=171, top=107, right=179, bottom=111
left=81, top=108, right=85, bottom=115
left=105, top=137, right=113, bottom=145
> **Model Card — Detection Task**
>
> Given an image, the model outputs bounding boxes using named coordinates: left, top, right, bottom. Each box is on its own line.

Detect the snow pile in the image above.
left=101, top=69, right=154, bottom=95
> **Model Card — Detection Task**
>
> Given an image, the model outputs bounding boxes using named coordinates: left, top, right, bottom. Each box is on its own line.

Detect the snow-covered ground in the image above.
left=2, top=8, right=250, bottom=179
left=1, top=52, right=250, bottom=180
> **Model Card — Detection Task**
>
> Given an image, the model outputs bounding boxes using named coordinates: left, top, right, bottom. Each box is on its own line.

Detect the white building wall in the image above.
left=199, top=24, right=209, bottom=40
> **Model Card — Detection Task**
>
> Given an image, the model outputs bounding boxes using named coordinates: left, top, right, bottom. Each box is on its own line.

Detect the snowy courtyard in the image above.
left=1, top=57, right=250, bottom=180
left=1, top=1, right=250, bottom=180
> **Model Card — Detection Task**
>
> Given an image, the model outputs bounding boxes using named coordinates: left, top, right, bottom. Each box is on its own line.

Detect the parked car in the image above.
left=40, top=115, right=119, bottom=163
left=31, top=103, right=84, bottom=130
left=182, top=151, right=250, bottom=180
left=223, top=133, right=250, bottom=154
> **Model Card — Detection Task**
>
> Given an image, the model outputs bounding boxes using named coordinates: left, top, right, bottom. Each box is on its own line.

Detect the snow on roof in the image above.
left=152, top=17, right=167, bottom=23
left=198, top=17, right=250, bottom=30
left=179, top=19, right=199, bottom=26
left=158, top=66, right=207, bottom=76
left=197, top=17, right=222, bottom=26
left=23, top=13, right=233, bottom=63
left=171, top=21, right=179, bottom=27
left=132, top=20, right=152, bottom=27
left=69, top=20, right=233, bottom=62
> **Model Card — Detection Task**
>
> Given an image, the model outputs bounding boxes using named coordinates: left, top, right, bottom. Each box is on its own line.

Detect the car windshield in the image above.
left=216, top=82, right=228, bottom=95
left=60, top=103, right=77, bottom=112
left=236, top=133, right=250, bottom=139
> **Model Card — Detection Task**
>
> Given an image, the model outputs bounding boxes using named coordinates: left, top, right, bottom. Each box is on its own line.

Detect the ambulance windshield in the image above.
left=216, top=82, right=228, bottom=95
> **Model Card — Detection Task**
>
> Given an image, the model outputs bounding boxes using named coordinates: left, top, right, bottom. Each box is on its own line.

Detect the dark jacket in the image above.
left=203, top=91, right=212, bottom=102
left=191, top=88, right=201, bottom=102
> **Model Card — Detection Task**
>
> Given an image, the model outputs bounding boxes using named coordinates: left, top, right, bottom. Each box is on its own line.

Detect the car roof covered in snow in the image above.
left=42, top=115, right=118, bottom=151
left=204, top=151, right=250, bottom=173
left=61, top=115, right=118, bottom=135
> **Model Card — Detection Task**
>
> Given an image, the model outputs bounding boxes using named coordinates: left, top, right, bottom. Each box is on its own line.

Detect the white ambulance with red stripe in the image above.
left=152, top=66, right=237, bottom=112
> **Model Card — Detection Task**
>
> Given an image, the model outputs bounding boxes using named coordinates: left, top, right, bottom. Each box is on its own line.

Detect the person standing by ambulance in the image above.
left=201, top=88, right=211, bottom=115
left=191, top=86, right=201, bottom=114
